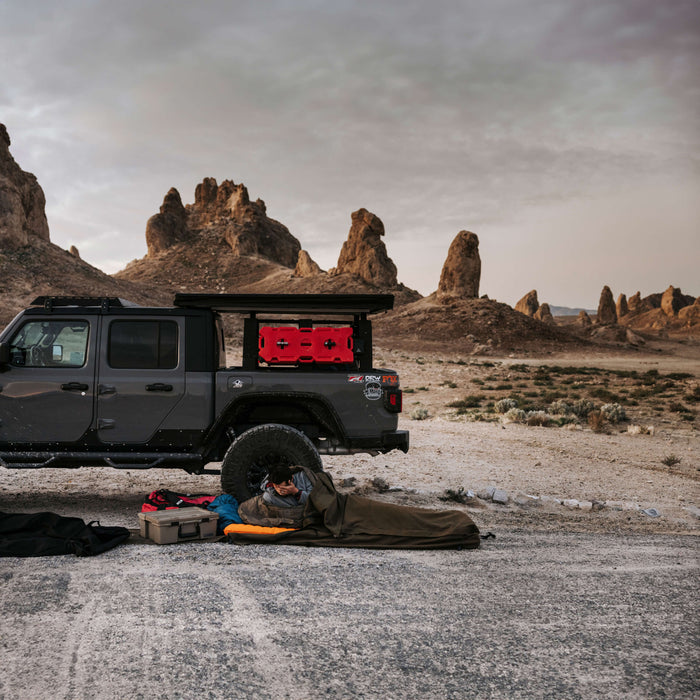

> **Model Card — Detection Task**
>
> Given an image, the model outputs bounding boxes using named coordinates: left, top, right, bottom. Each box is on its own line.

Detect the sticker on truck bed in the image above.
left=348, top=375, right=364, bottom=383
left=364, top=382, right=382, bottom=400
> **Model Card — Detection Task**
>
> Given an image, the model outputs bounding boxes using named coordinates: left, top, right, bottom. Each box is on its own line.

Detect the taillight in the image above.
left=384, top=389, right=402, bottom=413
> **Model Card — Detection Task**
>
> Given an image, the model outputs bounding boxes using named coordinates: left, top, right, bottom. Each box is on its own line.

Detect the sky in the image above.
left=1, top=0, right=698, bottom=307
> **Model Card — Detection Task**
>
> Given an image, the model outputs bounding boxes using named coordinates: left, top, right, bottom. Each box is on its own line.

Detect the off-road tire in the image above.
left=220, top=423, right=323, bottom=501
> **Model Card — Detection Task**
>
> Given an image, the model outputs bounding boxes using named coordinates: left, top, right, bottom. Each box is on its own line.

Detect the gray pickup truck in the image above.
left=0, top=293, right=408, bottom=499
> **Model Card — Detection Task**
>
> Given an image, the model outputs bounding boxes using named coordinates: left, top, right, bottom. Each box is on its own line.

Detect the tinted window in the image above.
left=9, top=320, right=89, bottom=368
left=109, top=321, right=178, bottom=369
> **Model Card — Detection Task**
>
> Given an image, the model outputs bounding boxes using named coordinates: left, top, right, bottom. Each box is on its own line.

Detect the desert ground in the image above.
left=1, top=344, right=698, bottom=534
left=1, top=344, right=698, bottom=699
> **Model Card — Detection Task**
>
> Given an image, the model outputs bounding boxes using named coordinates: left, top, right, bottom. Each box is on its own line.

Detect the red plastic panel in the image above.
left=258, top=326, right=353, bottom=364
left=312, top=327, right=354, bottom=363
left=258, top=327, right=304, bottom=364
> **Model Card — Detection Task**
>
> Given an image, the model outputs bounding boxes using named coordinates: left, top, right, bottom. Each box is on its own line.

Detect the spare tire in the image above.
left=220, top=423, right=323, bottom=501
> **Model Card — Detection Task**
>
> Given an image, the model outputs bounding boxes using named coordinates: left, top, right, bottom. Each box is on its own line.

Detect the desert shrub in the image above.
left=403, top=388, right=416, bottom=394
left=551, top=415, right=578, bottom=427
left=526, top=410, right=551, bottom=427
left=589, top=387, right=622, bottom=403
left=680, top=413, right=695, bottom=422
left=503, top=407, right=527, bottom=424
left=601, top=403, right=626, bottom=424
left=440, top=380, right=457, bottom=388
left=439, top=487, right=473, bottom=503
left=548, top=399, right=572, bottom=415
left=495, top=398, right=518, bottom=414
left=685, top=387, right=700, bottom=403
left=571, top=398, right=595, bottom=418
left=416, top=386, right=429, bottom=391
left=627, top=424, right=654, bottom=435
left=661, top=454, right=681, bottom=467
left=669, top=401, right=688, bottom=413
left=448, top=395, right=484, bottom=409
left=410, top=407, right=430, bottom=421
left=587, top=410, right=607, bottom=433
left=495, top=383, right=513, bottom=390
left=666, top=372, right=693, bottom=380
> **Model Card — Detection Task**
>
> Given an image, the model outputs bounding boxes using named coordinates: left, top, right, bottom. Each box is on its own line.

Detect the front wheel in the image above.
left=221, top=424, right=323, bottom=501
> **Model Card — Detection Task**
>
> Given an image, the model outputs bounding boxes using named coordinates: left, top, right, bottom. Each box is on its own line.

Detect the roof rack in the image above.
left=173, top=293, right=394, bottom=316
left=31, top=296, right=140, bottom=311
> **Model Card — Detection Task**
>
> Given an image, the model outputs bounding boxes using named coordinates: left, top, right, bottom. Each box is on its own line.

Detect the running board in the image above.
left=0, top=452, right=211, bottom=471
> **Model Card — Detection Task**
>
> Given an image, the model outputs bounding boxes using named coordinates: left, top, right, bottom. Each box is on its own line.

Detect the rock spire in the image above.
left=437, top=231, right=481, bottom=299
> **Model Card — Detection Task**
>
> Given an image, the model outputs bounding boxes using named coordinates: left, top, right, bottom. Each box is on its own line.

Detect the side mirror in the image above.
left=0, top=342, right=9, bottom=365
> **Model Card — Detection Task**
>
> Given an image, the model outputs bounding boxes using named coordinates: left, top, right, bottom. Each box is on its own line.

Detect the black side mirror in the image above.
left=0, top=342, right=10, bottom=365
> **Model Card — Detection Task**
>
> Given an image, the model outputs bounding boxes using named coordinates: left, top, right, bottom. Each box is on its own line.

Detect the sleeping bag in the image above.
left=230, top=469, right=480, bottom=550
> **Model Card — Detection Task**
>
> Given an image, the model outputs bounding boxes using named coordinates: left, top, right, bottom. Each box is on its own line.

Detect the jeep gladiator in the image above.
left=0, top=294, right=408, bottom=499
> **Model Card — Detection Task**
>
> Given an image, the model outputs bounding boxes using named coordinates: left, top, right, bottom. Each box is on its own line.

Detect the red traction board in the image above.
left=258, top=327, right=353, bottom=364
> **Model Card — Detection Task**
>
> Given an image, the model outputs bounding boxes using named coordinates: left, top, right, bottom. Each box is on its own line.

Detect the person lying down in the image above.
left=232, top=466, right=482, bottom=550
left=237, top=465, right=311, bottom=529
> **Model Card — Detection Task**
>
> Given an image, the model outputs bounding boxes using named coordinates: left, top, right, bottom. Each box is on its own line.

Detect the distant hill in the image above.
left=550, top=305, right=596, bottom=317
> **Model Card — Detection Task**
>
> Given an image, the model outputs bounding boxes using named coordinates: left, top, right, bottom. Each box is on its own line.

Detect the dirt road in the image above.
left=1, top=530, right=697, bottom=699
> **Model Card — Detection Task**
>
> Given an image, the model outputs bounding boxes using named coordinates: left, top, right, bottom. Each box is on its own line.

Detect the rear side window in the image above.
left=108, top=321, right=178, bottom=369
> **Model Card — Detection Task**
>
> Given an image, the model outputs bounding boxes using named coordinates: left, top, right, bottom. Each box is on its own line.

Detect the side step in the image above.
left=0, top=452, right=218, bottom=474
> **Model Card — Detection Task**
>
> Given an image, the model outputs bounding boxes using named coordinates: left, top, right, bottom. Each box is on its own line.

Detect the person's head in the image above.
left=268, top=464, right=294, bottom=486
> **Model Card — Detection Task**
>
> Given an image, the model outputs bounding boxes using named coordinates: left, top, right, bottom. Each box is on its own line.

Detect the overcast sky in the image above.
left=2, top=0, right=698, bottom=306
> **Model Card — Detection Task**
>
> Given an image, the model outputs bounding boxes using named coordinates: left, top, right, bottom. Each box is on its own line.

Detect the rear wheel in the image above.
left=220, top=423, right=323, bottom=501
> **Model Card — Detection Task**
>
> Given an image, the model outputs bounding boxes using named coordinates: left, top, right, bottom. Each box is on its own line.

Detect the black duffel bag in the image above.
left=0, top=511, right=130, bottom=557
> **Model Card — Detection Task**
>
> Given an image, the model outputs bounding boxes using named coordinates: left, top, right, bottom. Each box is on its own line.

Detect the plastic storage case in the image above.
left=138, top=508, right=219, bottom=544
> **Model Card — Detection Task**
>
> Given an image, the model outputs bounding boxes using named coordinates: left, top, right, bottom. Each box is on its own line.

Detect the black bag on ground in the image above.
left=0, top=511, right=130, bottom=557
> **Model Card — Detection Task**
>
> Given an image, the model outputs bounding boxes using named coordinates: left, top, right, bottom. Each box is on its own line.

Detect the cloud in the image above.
left=1, top=0, right=698, bottom=301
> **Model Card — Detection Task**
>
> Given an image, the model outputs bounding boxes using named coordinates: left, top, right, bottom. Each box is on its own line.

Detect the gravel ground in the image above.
left=1, top=532, right=697, bottom=699
left=1, top=350, right=698, bottom=698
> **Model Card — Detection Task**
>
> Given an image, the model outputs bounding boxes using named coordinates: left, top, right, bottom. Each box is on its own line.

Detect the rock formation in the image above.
left=616, top=293, right=628, bottom=318
left=437, top=231, right=481, bottom=299
left=597, top=286, right=617, bottom=325
left=661, top=286, right=685, bottom=317
left=534, top=303, right=554, bottom=324
left=577, top=310, right=592, bottom=327
left=678, top=297, right=700, bottom=327
left=294, top=250, right=323, bottom=278
left=145, top=188, right=188, bottom=255
left=0, top=123, right=50, bottom=247
left=145, top=178, right=301, bottom=268
left=515, top=290, right=539, bottom=317
left=69, top=245, right=80, bottom=258
left=334, top=208, right=397, bottom=287
left=627, top=291, right=642, bottom=313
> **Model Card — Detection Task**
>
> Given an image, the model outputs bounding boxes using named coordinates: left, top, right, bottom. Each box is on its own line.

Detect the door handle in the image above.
left=98, top=384, right=116, bottom=395
left=61, top=382, right=89, bottom=392
left=146, top=383, right=173, bottom=392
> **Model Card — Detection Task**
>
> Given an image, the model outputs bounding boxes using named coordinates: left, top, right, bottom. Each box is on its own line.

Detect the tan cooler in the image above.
left=138, top=508, right=219, bottom=544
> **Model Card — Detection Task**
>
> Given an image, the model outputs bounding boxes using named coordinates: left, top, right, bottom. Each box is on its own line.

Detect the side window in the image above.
left=8, top=320, right=89, bottom=368
left=109, top=321, right=178, bottom=369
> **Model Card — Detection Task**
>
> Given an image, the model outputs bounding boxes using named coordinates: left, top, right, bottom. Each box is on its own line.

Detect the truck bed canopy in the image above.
left=173, top=293, right=394, bottom=316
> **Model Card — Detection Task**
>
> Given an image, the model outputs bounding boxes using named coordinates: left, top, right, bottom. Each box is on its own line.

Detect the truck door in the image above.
left=96, top=317, right=185, bottom=443
left=0, top=317, right=95, bottom=443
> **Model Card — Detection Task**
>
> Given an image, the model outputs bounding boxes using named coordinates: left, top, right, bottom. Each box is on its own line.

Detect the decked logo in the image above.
left=364, top=382, right=382, bottom=400
left=348, top=375, right=364, bottom=383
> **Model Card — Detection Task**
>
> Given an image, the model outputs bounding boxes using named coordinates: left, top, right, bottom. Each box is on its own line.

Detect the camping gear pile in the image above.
left=0, top=470, right=481, bottom=556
